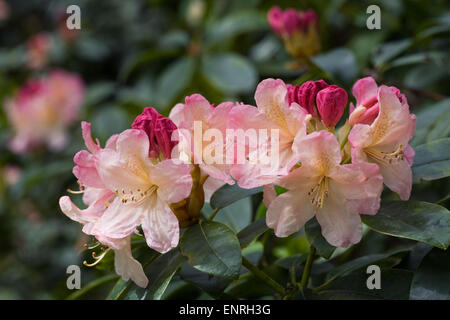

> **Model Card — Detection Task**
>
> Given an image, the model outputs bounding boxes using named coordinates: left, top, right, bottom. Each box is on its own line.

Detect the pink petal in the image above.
left=316, top=194, right=362, bottom=248
left=266, top=190, right=315, bottom=237
left=114, top=236, right=148, bottom=288
left=151, top=159, right=193, bottom=204
left=352, top=77, right=378, bottom=107
left=141, top=196, right=179, bottom=253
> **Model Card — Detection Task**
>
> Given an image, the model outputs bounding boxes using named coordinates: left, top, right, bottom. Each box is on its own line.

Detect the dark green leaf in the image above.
left=206, top=11, right=268, bottom=44
left=412, top=138, right=450, bottom=182
left=203, top=198, right=252, bottom=232
left=410, top=248, right=450, bottom=300
left=201, top=53, right=257, bottom=94
left=179, top=264, right=232, bottom=298
left=319, top=269, right=413, bottom=300
left=372, top=39, right=412, bottom=68
left=362, top=201, right=450, bottom=249
left=210, top=183, right=262, bottom=209
left=305, top=218, right=336, bottom=259
left=312, top=48, right=357, bottom=85
left=237, top=218, right=268, bottom=248
left=180, top=221, right=242, bottom=278
left=125, top=249, right=186, bottom=300
left=155, top=56, right=196, bottom=107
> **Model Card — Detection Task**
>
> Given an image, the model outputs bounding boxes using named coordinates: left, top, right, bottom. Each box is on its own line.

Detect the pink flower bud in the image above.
left=132, top=107, right=178, bottom=159
left=282, top=9, right=302, bottom=35
left=267, top=6, right=284, bottom=35
left=316, top=85, right=348, bottom=127
left=287, top=80, right=329, bottom=116
left=300, top=9, right=318, bottom=31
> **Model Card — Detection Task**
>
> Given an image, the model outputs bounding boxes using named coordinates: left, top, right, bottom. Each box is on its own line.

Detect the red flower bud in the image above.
left=287, top=80, right=329, bottom=116
left=316, top=85, right=348, bottom=127
left=132, top=107, right=178, bottom=159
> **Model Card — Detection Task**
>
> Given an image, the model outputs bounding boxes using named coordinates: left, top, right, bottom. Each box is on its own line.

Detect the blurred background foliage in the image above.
left=0, top=0, right=449, bottom=299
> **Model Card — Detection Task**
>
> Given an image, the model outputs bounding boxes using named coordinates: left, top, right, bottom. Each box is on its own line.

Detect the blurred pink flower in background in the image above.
left=4, top=69, right=85, bottom=153
left=0, top=0, right=9, bottom=21
left=26, top=33, right=51, bottom=70
left=268, top=6, right=320, bottom=60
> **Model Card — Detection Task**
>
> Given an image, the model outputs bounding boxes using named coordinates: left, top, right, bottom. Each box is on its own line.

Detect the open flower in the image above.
left=170, top=94, right=235, bottom=186
left=268, top=7, right=320, bottom=60
left=5, top=70, right=84, bottom=153
left=90, top=129, right=193, bottom=253
left=59, top=122, right=148, bottom=287
left=266, top=131, right=383, bottom=247
left=349, top=86, right=416, bottom=200
left=229, top=78, right=308, bottom=188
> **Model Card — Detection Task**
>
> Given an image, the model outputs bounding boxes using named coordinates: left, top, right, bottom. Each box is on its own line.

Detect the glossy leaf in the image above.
left=210, top=183, right=262, bottom=209
left=362, top=201, right=450, bottom=249
left=237, top=217, right=268, bottom=248
left=180, top=221, right=242, bottom=278
left=201, top=53, right=257, bottom=94
left=312, top=48, right=357, bottom=85
left=412, top=138, right=450, bottom=183
left=410, top=248, right=450, bottom=300
left=305, top=218, right=336, bottom=259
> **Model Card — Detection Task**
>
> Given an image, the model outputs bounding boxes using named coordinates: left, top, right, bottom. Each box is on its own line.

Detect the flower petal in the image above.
left=150, top=159, right=193, bottom=204
left=316, top=193, right=362, bottom=247
left=141, top=196, right=179, bottom=253
left=266, top=190, right=315, bottom=237
left=114, top=237, right=148, bottom=288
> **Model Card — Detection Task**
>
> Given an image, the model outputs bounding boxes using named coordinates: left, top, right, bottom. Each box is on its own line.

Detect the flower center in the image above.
left=308, top=177, right=329, bottom=210
left=365, top=144, right=404, bottom=164
left=115, top=185, right=157, bottom=204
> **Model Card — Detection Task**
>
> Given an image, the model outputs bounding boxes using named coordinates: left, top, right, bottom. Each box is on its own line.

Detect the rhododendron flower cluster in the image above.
left=268, top=6, right=320, bottom=61
left=60, top=75, right=416, bottom=287
left=4, top=69, right=85, bottom=153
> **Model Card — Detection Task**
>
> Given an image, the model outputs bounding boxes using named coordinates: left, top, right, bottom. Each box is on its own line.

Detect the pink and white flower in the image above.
left=5, top=70, right=85, bottom=153
left=169, top=94, right=235, bottom=191
left=266, top=131, right=383, bottom=247
left=349, top=85, right=416, bottom=200
left=229, top=78, right=308, bottom=188
left=59, top=122, right=148, bottom=287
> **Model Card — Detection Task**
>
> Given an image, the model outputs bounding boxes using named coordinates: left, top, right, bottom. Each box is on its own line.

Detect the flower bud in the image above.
left=268, top=7, right=320, bottom=60
left=316, top=85, right=348, bottom=127
left=287, top=80, right=328, bottom=116
left=132, top=107, right=178, bottom=159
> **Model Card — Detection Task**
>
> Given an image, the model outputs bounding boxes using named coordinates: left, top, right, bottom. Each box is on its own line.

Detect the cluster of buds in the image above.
left=287, top=80, right=348, bottom=128
left=268, top=6, right=320, bottom=62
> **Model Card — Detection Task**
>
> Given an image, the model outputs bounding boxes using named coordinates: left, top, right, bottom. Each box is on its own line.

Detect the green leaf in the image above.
left=410, top=248, right=450, bottom=300
left=210, top=183, right=262, bottom=209
left=125, top=249, right=186, bottom=300
left=155, top=56, right=196, bottom=107
left=237, top=217, right=268, bottom=248
left=362, top=201, right=450, bottom=249
left=319, top=247, right=411, bottom=290
left=312, top=48, right=357, bottom=85
left=318, top=269, right=413, bottom=300
left=180, top=221, right=242, bottom=278
left=412, top=138, right=450, bottom=182
left=206, top=11, right=268, bottom=44
left=203, top=198, right=252, bottom=232
left=411, top=99, right=450, bottom=146
left=179, top=264, right=232, bottom=298
left=372, top=39, right=412, bottom=68
left=305, top=218, right=336, bottom=259
left=201, top=53, right=257, bottom=94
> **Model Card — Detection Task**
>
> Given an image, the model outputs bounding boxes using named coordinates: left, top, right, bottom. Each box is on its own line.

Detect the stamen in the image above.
left=83, top=248, right=110, bottom=267
left=308, top=177, right=329, bottom=210
left=365, top=144, right=404, bottom=164
left=114, top=185, right=157, bottom=204
left=84, top=242, right=100, bottom=250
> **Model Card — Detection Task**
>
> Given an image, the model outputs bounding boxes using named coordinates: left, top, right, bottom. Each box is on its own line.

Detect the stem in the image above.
left=299, top=245, right=316, bottom=290
left=242, top=256, right=286, bottom=297
left=208, top=208, right=219, bottom=221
